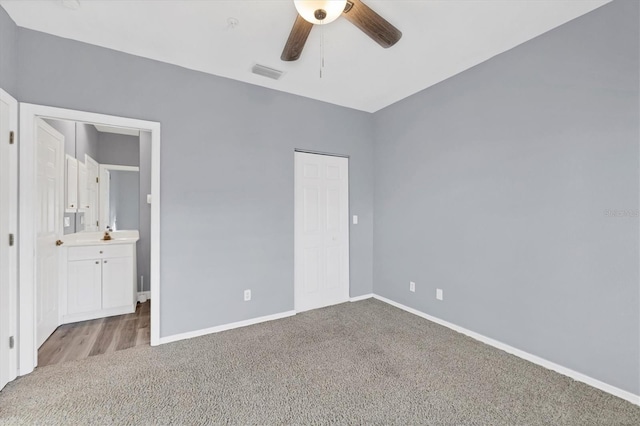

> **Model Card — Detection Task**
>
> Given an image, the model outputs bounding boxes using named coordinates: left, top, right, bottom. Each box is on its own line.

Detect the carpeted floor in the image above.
left=1, top=299, right=639, bottom=425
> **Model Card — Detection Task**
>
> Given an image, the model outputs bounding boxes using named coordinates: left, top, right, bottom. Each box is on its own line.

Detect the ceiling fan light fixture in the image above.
left=294, top=0, right=347, bottom=25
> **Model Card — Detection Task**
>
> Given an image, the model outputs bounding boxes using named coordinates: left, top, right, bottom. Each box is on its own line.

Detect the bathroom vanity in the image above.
left=60, top=231, right=139, bottom=324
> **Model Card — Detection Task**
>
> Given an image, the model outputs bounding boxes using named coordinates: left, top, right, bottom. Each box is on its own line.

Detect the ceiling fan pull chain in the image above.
left=320, top=24, right=325, bottom=78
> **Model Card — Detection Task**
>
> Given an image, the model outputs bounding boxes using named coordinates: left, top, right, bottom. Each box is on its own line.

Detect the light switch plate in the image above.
left=353, top=215, right=358, bottom=225
left=436, top=289, right=443, bottom=301
left=147, top=194, right=152, bottom=204
left=64, top=217, right=70, bottom=227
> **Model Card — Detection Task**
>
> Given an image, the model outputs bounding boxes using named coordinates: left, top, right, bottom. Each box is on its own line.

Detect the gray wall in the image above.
left=372, top=0, right=639, bottom=395
left=139, top=132, right=152, bottom=292
left=0, top=6, right=17, bottom=97
left=15, top=26, right=375, bottom=338
left=97, top=133, right=140, bottom=166
left=43, top=119, right=75, bottom=158
left=76, top=123, right=99, bottom=161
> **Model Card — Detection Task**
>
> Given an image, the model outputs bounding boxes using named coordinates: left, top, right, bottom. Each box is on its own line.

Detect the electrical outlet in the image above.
left=410, top=281, right=415, bottom=292
left=64, top=217, right=70, bottom=227
left=244, top=289, right=251, bottom=301
left=353, top=215, right=358, bottom=225
left=436, top=288, right=443, bottom=301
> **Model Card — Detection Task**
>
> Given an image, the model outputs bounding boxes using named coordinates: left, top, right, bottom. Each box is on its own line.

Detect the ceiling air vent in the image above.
left=251, top=64, right=284, bottom=80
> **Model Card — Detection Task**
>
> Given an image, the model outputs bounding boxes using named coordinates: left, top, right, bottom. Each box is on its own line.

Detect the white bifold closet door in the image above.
left=294, top=152, right=349, bottom=312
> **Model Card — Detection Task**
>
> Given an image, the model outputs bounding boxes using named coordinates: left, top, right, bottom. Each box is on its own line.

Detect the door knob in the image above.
left=55, top=240, right=64, bottom=246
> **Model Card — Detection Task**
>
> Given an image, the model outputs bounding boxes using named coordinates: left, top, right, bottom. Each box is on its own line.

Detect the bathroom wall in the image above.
left=138, top=132, right=152, bottom=292
left=96, top=133, right=140, bottom=167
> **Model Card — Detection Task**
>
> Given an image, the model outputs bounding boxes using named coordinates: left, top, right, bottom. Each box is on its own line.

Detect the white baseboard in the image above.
left=158, top=310, right=297, bottom=345
left=350, top=293, right=373, bottom=302
left=371, top=294, right=640, bottom=406
left=137, top=291, right=150, bottom=303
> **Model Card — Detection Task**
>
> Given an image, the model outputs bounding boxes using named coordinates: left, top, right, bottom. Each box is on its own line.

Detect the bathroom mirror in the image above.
left=99, top=165, right=140, bottom=232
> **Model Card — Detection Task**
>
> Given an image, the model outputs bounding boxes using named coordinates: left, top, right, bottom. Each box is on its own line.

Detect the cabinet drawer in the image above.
left=68, top=244, right=133, bottom=261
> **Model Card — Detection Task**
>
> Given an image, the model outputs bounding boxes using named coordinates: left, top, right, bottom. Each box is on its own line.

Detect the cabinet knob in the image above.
left=104, top=260, right=107, bottom=263
left=95, top=261, right=99, bottom=264
left=99, top=251, right=103, bottom=254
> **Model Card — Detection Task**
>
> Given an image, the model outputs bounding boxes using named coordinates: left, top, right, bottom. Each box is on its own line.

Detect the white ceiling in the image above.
left=1, top=0, right=610, bottom=112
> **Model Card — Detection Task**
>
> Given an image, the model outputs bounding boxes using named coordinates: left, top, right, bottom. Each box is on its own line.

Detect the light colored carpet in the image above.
left=1, top=299, right=638, bottom=425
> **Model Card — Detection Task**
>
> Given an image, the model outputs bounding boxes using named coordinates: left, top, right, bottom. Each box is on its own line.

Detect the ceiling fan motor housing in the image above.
left=314, top=9, right=327, bottom=20
left=294, top=0, right=347, bottom=25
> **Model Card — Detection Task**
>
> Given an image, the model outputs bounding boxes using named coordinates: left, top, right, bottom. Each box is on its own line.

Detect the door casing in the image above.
left=19, top=104, right=162, bottom=376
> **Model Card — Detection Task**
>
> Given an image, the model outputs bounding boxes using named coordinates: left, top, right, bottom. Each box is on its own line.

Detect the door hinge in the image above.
left=9, top=233, right=14, bottom=246
left=9, top=131, right=14, bottom=145
left=96, top=221, right=99, bottom=227
left=96, top=177, right=99, bottom=183
left=9, top=336, right=14, bottom=349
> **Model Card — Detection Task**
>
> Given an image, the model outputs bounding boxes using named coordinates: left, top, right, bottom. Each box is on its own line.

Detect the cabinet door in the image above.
left=102, top=256, right=133, bottom=309
left=67, top=259, right=102, bottom=315
left=65, top=155, right=78, bottom=212
left=77, top=161, right=88, bottom=212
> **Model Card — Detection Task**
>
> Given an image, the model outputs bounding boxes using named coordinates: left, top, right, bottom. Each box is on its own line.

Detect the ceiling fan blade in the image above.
left=343, top=0, right=402, bottom=48
left=281, top=14, right=314, bottom=61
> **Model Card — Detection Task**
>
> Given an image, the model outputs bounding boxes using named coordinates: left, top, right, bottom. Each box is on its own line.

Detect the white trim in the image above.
left=371, top=294, right=640, bottom=406
left=18, top=104, right=162, bottom=377
left=349, top=293, right=373, bottom=302
left=100, top=164, right=140, bottom=172
left=159, top=310, right=296, bottom=345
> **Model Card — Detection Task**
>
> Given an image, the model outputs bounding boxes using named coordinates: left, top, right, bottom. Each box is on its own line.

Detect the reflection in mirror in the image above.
left=102, top=169, right=140, bottom=231
left=98, top=164, right=139, bottom=231
left=42, top=118, right=141, bottom=234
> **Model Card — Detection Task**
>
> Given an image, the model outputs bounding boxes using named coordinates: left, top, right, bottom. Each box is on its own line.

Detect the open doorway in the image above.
left=18, top=104, right=160, bottom=376
left=35, top=118, right=151, bottom=367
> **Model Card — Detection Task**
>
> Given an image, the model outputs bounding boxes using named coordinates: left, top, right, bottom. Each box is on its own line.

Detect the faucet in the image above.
left=103, top=226, right=112, bottom=241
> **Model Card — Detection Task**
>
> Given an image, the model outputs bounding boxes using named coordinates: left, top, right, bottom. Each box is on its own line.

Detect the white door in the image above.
left=0, top=88, right=18, bottom=391
left=294, top=152, right=349, bottom=312
left=84, top=155, right=99, bottom=232
left=36, top=119, right=64, bottom=348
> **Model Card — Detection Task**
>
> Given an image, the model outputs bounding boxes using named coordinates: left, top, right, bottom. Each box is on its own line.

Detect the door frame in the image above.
left=293, top=149, right=351, bottom=312
left=19, top=104, right=161, bottom=375
left=0, top=88, right=18, bottom=387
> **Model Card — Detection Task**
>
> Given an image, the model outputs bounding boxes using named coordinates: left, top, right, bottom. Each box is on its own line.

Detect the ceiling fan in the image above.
left=281, top=0, right=402, bottom=61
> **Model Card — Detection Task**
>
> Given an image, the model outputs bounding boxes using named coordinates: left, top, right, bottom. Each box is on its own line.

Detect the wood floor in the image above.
left=38, top=301, right=150, bottom=367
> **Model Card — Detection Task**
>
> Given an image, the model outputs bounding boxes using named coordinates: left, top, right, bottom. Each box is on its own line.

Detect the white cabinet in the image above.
left=77, top=161, right=88, bottom=212
left=65, top=155, right=78, bottom=212
left=84, top=155, right=100, bottom=231
left=67, top=259, right=102, bottom=315
left=102, top=256, right=134, bottom=309
left=63, top=243, right=136, bottom=323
